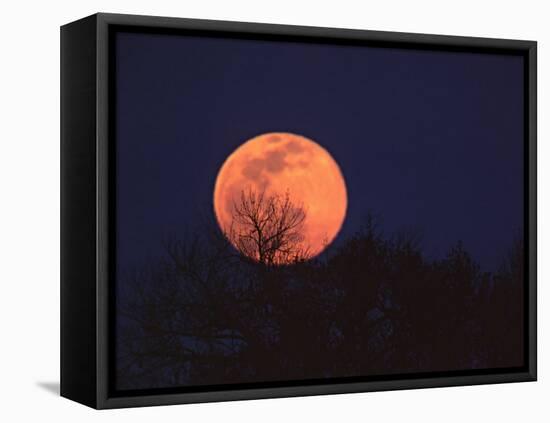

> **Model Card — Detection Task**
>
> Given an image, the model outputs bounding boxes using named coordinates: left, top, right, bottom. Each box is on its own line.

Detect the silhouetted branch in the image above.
left=228, top=188, right=310, bottom=265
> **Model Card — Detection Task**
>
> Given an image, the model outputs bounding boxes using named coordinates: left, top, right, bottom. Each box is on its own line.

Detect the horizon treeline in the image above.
left=115, top=193, right=524, bottom=391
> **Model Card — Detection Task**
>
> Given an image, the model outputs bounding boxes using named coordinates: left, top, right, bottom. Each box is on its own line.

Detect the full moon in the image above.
left=213, top=132, right=347, bottom=261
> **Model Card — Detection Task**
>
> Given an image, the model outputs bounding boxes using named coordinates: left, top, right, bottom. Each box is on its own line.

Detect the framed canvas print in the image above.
left=60, top=13, right=537, bottom=409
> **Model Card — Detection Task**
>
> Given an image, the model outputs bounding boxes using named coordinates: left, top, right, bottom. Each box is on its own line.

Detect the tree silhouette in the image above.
left=115, top=212, right=526, bottom=390
left=116, top=227, right=258, bottom=389
left=228, top=188, right=311, bottom=265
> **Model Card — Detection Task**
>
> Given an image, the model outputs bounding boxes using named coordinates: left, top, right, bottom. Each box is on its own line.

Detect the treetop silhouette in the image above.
left=227, top=188, right=311, bottom=265
left=116, top=212, right=524, bottom=390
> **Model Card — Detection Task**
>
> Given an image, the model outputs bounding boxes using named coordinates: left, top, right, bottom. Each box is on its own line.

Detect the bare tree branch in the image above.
left=228, top=188, right=311, bottom=265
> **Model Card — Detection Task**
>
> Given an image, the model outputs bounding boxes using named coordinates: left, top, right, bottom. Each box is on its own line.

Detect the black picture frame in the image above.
left=60, top=12, right=537, bottom=409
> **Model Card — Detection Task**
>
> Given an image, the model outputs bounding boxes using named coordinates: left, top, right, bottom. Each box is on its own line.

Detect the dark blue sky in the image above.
left=115, top=31, right=524, bottom=272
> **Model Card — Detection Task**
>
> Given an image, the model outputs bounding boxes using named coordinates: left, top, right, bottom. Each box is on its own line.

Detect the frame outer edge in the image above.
left=528, top=42, right=537, bottom=380
left=60, top=14, right=99, bottom=409
left=89, top=12, right=537, bottom=409
left=96, top=13, right=110, bottom=409
left=95, top=12, right=535, bottom=48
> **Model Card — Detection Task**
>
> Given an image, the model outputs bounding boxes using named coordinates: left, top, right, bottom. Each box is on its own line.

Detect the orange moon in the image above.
left=213, top=132, right=347, bottom=260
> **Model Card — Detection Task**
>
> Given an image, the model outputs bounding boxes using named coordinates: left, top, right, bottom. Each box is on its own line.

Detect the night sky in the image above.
left=115, top=30, right=524, bottom=274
